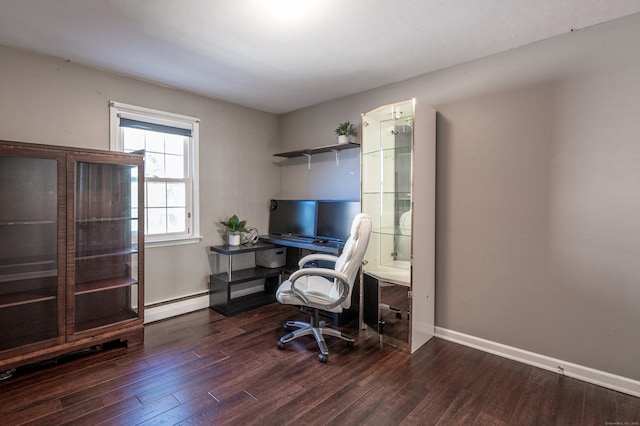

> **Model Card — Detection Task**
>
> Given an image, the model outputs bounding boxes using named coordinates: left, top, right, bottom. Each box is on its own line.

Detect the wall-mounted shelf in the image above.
left=274, top=142, right=360, bottom=169
left=274, top=142, right=360, bottom=158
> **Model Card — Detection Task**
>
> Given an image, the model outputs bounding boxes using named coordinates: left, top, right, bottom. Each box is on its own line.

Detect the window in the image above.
left=110, top=102, right=201, bottom=246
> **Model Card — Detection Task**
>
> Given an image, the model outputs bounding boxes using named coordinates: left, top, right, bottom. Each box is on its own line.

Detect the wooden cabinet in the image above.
left=0, top=140, right=144, bottom=372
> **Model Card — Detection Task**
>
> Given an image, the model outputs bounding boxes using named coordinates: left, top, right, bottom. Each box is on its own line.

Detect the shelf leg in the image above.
left=331, top=149, right=339, bottom=166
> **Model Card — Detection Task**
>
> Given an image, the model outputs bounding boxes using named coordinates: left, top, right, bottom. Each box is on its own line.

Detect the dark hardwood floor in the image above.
left=1, top=303, right=638, bottom=425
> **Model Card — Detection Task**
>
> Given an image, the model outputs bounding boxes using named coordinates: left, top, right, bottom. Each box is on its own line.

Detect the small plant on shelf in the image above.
left=219, top=214, right=249, bottom=246
left=335, top=121, right=358, bottom=143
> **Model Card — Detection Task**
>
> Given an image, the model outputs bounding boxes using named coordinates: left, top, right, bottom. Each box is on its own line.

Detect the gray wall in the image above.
left=279, top=14, right=640, bottom=380
left=0, top=45, right=280, bottom=306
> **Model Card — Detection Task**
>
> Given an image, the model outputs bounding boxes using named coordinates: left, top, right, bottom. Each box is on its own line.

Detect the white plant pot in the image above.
left=337, top=135, right=348, bottom=144
left=228, top=233, right=241, bottom=246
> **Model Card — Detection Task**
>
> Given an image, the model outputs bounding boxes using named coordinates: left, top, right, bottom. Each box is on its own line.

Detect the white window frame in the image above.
left=109, top=101, right=202, bottom=247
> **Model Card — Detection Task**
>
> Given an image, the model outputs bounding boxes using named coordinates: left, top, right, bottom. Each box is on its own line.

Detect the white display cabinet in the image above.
left=361, top=99, right=436, bottom=353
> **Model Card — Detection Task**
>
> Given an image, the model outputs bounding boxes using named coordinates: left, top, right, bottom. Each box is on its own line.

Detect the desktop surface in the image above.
left=260, top=234, right=344, bottom=255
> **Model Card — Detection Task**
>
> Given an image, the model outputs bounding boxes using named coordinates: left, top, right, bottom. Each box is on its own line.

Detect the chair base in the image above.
left=277, top=308, right=354, bottom=363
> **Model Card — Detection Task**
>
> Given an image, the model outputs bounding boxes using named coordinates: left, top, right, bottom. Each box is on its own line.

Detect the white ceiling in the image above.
left=1, top=1, right=639, bottom=114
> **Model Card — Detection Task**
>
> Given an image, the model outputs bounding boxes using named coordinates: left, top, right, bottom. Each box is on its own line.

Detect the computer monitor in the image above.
left=316, top=200, right=361, bottom=242
left=268, top=199, right=317, bottom=238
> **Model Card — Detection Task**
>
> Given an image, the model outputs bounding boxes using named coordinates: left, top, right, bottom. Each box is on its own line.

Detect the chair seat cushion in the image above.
left=276, top=275, right=344, bottom=313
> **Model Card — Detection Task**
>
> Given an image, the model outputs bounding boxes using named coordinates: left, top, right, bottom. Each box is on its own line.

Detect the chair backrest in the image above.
left=333, top=213, right=372, bottom=309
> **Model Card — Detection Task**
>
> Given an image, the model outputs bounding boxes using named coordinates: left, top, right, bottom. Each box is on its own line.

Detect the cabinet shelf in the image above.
left=74, top=308, right=139, bottom=333
left=75, top=277, right=138, bottom=295
left=0, top=255, right=56, bottom=268
left=75, top=248, right=137, bottom=261
left=0, top=220, right=56, bottom=226
left=76, top=216, right=138, bottom=223
left=363, top=145, right=411, bottom=156
left=0, top=290, right=57, bottom=309
left=0, top=269, right=57, bottom=283
left=372, top=226, right=405, bottom=236
left=0, top=256, right=57, bottom=282
left=274, top=142, right=360, bottom=158
left=362, top=190, right=411, bottom=196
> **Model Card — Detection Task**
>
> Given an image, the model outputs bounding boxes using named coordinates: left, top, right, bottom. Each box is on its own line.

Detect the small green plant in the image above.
left=219, top=214, right=248, bottom=234
left=335, top=121, right=358, bottom=137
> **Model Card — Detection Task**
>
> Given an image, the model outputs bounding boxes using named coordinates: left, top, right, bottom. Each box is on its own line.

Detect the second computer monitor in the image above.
left=315, top=200, right=361, bottom=242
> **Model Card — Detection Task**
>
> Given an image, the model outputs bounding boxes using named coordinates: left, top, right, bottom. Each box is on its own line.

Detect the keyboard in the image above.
left=279, top=235, right=314, bottom=243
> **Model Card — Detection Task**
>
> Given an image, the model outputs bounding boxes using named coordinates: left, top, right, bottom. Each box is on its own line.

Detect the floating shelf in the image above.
left=273, top=142, right=360, bottom=158
left=274, top=142, right=360, bottom=169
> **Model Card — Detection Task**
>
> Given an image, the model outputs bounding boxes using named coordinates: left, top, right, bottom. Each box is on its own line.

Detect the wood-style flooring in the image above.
left=1, top=303, right=638, bottom=425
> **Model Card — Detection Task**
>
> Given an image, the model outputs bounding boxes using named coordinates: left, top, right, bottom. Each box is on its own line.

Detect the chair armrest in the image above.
left=289, top=268, right=350, bottom=309
left=298, top=253, right=339, bottom=268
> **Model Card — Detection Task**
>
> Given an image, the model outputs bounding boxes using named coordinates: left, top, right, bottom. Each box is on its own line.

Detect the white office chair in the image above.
left=276, top=213, right=372, bottom=362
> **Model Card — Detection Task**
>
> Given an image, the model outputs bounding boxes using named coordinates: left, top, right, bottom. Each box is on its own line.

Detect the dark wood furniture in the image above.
left=208, top=237, right=358, bottom=326
left=209, top=236, right=348, bottom=317
left=0, top=140, right=144, bottom=373
left=208, top=243, right=282, bottom=316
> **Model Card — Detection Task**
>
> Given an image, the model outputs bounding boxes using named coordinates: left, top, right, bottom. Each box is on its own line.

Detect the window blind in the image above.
left=119, top=117, right=192, bottom=137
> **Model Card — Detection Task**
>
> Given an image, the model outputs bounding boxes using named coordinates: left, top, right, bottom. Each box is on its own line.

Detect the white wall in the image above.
left=279, top=14, right=640, bottom=382
left=0, top=45, right=280, bottom=309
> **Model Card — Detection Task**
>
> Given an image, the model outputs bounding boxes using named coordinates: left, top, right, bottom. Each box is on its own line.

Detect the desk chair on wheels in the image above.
left=275, top=213, right=372, bottom=362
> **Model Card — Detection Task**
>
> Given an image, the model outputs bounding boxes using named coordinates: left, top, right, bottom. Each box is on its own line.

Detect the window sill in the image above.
left=145, top=235, right=203, bottom=248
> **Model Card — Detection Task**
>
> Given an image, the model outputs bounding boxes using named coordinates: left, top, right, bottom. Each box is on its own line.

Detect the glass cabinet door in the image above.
left=71, top=158, right=143, bottom=335
left=361, top=99, right=414, bottom=285
left=0, top=153, right=62, bottom=352
left=361, top=100, right=415, bottom=351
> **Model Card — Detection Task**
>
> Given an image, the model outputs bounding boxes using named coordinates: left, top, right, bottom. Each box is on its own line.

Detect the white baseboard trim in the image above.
left=144, top=295, right=210, bottom=324
left=435, top=327, right=640, bottom=398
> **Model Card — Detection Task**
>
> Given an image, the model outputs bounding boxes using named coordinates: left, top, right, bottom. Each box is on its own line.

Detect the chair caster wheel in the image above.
left=346, top=341, right=354, bottom=348
left=277, top=341, right=285, bottom=350
left=319, top=354, right=328, bottom=363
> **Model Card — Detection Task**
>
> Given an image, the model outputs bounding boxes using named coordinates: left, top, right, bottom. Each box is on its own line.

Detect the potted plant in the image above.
left=335, top=121, right=358, bottom=144
left=219, top=214, right=249, bottom=246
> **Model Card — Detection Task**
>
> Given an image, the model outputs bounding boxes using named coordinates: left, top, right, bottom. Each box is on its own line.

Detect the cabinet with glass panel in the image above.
left=361, top=99, right=436, bottom=354
left=69, top=153, right=144, bottom=337
left=0, top=140, right=144, bottom=373
left=0, top=144, right=64, bottom=356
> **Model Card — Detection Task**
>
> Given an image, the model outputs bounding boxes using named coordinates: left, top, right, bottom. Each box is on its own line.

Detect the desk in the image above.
left=208, top=238, right=350, bottom=318
left=209, top=243, right=283, bottom=316
left=259, top=234, right=344, bottom=256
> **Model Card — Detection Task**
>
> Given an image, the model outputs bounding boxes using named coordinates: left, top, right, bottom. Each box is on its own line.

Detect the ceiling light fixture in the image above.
left=261, top=0, right=314, bottom=20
